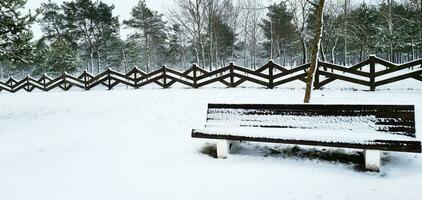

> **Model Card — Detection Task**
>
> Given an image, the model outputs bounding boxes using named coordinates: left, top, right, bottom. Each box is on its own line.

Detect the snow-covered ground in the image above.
left=0, top=80, right=421, bottom=200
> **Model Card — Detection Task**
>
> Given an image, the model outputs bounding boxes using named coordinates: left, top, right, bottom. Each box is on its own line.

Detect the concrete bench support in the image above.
left=364, top=150, right=381, bottom=171
left=217, top=140, right=236, bottom=158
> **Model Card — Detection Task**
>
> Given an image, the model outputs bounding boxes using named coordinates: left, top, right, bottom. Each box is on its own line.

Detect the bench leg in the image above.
left=217, top=140, right=231, bottom=159
left=364, top=150, right=381, bottom=172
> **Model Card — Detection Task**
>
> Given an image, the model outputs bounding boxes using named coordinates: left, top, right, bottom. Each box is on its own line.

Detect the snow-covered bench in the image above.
left=192, top=104, right=421, bottom=171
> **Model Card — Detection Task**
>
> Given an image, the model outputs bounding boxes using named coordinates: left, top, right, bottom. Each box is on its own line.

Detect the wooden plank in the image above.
left=233, top=66, right=270, bottom=79
left=208, top=104, right=415, bottom=113
left=196, top=74, right=231, bottom=88
left=254, top=62, right=271, bottom=73
left=315, top=59, right=372, bottom=88
left=319, top=71, right=370, bottom=86
left=273, top=73, right=307, bottom=86
left=375, top=70, right=422, bottom=87
left=272, top=63, right=290, bottom=73
left=197, top=66, right=230, bottom=80
left=374, top=57, right=398, bottom=69
left=319, top=61, right=371, bottom=77
left=137, top=75, right=165, bottom=88
left=0, top=81, right=11, bottom=92
left=192, top=131, right=422, bottom=153
left=349, top=59, right=371, bottom=70
left=369, top=56, right=376, bottom=91
left=109, top=74, right=136, bottom=87
left=233, top=73, right=269, bottom=87
left=166, top=68, right=194, bottom=81
left=165, top=74, right=195, bottom=87
left=273, top=64, right=309, bottom=79
left=375, top=60, right=422, bottom=77
left=87, top=76, right=109, bottom=90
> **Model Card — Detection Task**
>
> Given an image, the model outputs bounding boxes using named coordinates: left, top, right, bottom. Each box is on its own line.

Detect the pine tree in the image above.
left=349, top=3, right=378, bottom=61
left=123, top=0, right=167, bottom=72
left=37, top=0, right=70, bottom=43
left=261, top=2, right=297, bottom=64
left=212, top=15, right=236, bottom=67
left=61, top=0, right=119, bottom=74
left=0, top=0, right=36, bottom=63
left=167, top=24, right=184, bottom=67
left=39, top=40, right=80, bottom=76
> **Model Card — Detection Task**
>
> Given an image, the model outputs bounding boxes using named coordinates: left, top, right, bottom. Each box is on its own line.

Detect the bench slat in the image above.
left=192, top=128, right=421, bottom=153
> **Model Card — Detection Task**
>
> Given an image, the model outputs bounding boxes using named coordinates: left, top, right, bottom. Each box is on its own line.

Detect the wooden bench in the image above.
left=192, top=104, right=421, bottom=171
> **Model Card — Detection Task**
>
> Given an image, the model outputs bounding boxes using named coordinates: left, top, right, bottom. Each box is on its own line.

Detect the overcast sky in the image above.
left=26, top=0, right=373, bottom=40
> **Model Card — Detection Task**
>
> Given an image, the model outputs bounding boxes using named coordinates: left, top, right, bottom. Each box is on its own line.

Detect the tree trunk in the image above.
left=182, top=41, right=187, bottom=70
left=343, top=36, right=347, bottom=66
left=320, top=42, right=326, bottom=62
left=301, top=38, right=307, bottom=64
left=277, top=41, right=283, bottom=64
left=304, top=0, right=325, bottom=103
left=90, top=49, right=94, bottom=74
left=412, top=38, right=415, bottom=60
left=194, top=42, right=200, bottom=66
left=342, top=0, right=348, bottom=66
left=97, top=51, right=101, bottom=74
left=199, top=38, right=207, bottom=70
left=243, top=13, right=249, bottom=67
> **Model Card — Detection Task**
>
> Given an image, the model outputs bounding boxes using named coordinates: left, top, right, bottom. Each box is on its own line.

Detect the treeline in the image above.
left=0, top=0, right=421, bottom=79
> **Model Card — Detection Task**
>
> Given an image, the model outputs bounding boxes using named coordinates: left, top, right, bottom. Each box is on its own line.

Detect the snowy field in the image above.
left=1, top=80, right=422, bottom=200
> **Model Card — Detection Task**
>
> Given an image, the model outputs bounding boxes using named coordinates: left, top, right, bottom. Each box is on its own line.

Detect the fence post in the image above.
left=193, top=64, right=198, bottom=88
left=313, top=62, right=320, bottom=89
left=83, top=71, right=89, bottom=90
left=268, top=61, right=274, bottom=89
left=43, top=74, right=47, bottom=91
left=229, top=63, right=234, bottom=87
left=369, top=55, right=376, bottom=91
left=107, top=68, right=112, bottom=90
left=25, top=75, right=30, bottom=91
left=134, top=67, right=139, bottom=89
left=162, top=66, right=168, bottom=88
left=63, top=72, right=67, bottom=91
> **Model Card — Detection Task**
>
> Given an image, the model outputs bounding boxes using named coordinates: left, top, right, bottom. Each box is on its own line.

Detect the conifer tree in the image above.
left=124, top=0, right=168, bottom=72
left=0, top=0, right=36, bottom=63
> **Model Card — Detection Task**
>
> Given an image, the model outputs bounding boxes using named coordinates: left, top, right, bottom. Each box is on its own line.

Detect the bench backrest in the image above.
left=205, top=104, right=416, bottom=137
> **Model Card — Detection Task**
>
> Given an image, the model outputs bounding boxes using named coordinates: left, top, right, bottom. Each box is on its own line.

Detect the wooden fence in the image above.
left=0, top=55, right=421, bottom=93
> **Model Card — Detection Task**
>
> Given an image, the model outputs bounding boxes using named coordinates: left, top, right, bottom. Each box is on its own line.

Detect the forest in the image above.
left=0, top=0, right=421, bottom=79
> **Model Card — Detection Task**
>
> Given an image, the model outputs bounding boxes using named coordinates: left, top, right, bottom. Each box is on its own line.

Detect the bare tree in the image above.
left=379, top=0, right=395, bottom=62
left=304, top=0, right=325, bottom=103
left=168, top=0, right=206, bottom=68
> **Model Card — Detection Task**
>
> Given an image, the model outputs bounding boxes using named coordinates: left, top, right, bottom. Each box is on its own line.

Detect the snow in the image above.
left=207, top=110, right=387, bottom=133
left=194, top=127, right=417, bottom=144
left=0, top=80, right=422, bottom=200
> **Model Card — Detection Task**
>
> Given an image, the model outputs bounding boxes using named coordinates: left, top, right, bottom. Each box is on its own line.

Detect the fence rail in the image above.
left=0, top=55, right=421, bottom=93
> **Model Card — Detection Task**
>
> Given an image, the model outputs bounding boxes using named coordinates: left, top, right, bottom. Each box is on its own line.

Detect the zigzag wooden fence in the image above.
left=0, top=55, right=421, bottom=93
left=315, top=55, right=422, bottom=91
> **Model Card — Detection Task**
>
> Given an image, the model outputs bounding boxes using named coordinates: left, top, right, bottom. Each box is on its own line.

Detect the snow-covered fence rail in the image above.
left=0, top=56, right=421, bottom=93
left=314, top=55, right=422, bottom=91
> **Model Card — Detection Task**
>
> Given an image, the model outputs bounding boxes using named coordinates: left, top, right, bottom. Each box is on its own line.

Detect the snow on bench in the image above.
left=192, top=104, right=421, bottom=171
